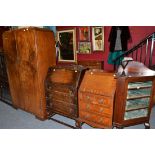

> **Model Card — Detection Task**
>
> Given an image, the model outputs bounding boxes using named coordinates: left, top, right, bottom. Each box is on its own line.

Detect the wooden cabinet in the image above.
left=2, top=27, right=56, bottom=119
left=45, top=65, right=86, bottom=126
left=114, top=61, right=155, bottom=128
left=78, top=70, right=116, bottom=128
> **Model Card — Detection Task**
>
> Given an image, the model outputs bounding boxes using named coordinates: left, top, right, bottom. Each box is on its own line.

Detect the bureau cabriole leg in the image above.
left=115, top=125, right=124, bottom=129
left=112, top=124, right=124, bottom=129
left=144, top=122, right=150, bottom=129
left=75, top=121, right=82, bottom=129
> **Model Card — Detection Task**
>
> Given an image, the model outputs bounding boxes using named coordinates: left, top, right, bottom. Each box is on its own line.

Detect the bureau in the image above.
left=45, top=65, right=86, bottom=128
left=114, top=61, right=155, bottom=129
left=78, top=70, right=116, bottom=128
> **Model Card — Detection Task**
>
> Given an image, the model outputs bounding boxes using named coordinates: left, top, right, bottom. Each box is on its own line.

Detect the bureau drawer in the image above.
left=79, top=92, right=112, bottom=108
left=47, top=84, right=73, bottom=94
left=79, top=102, right=112, bottom=116
left=50, top=100, right=77, bottom=117
left=80, top=111, right=112, bottom=127
left=49, top=90, right=74, bottom=103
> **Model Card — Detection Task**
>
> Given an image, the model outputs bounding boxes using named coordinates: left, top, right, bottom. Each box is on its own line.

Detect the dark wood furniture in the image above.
left=3, top=27, right=56, bottom=120
left=0, top=27, right=12, bottom=105
left=0, top=52, right=12, bottom=104
left=77, top=60, right=104, bottom=70
left=45, top=65, right=86, bottom=128
left=114, top=61, right=155, bottom=129
left=78, top=69, right=116, bottom=128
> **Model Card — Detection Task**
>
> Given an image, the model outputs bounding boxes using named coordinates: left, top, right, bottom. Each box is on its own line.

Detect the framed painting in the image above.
left=57, top=29, right=77, bottom=62
left=78, top=42, right=91, bottom=54
left=79, top=26, right=90, bottom=41
left=92, top=26, right=104, bottom=51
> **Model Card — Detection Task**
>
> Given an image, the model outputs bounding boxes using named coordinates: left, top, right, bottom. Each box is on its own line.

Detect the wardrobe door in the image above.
left=34, top=30, right=56, bottom=118
left=15, top=29, right=38, bottom=114
left=3, top=31, right=22, bottom=108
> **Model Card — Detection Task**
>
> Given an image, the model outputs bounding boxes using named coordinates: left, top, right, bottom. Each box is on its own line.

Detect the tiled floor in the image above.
left=0, top=101, right=155, bottom=129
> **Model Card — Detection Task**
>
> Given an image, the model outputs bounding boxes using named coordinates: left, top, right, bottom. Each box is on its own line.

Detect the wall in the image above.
left=57, top=26, right=155, bottom=71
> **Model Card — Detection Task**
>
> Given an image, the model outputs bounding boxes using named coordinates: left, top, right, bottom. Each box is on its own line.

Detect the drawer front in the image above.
left=47, top=84, right=73, bottom=94
left=79, top=102, right=112, bottom=116
left=49, top=90, right=74, bottom=103
left=80, top=111, right=112, bottom=127
left=50, top=100, right=77, bottom=117
left=79, top=92, right=112, bottom=108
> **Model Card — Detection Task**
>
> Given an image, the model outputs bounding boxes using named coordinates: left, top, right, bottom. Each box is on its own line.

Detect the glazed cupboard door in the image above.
left=15, top=29, right=38, bottom=114
left=124, top=81, right=153, bottom=120
left=114, top=76, right=155, bottom=129
left=2, top=31, right=22, bottom=108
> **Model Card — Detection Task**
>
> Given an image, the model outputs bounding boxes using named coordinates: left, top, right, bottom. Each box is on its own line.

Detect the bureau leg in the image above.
left=116, top=126, right=124, bottom=129
left=75, top=121, right=82, bottom=129
left=144, top=123, right=150, bottom=129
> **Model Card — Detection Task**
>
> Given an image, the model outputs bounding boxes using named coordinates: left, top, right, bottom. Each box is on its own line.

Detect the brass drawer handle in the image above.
left=99, top=107, right=104, bottom=113
left=98, top=118, right=103, bottom=123
left=98, top=99, right=104, bottom=104
left=69, top=91, right=73, bottom=96
left=86, top=96, right=90, bottom=100
left=86, top=104, right=90, bottom=110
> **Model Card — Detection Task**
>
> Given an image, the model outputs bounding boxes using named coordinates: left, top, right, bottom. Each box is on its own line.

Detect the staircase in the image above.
left=113, top=32, right=155, bottom=70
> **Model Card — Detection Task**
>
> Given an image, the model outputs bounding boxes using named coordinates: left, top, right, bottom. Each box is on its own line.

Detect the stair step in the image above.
left=150, top=65, right=155, bottom=70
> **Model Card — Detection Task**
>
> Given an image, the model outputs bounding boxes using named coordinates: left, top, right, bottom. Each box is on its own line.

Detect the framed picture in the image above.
left=92, top=26, right=104, bottom=51
left=78, top=42, right=91, bottom=54
left=57, top=29, right=77, bottom=62
left=79, top=26, right=90, bottom=41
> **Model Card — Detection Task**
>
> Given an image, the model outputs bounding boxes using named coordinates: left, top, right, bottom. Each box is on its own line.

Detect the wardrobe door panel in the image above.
left=15, top=29, right=38, bottom=113
left=3, top=31, right=22, bottom=108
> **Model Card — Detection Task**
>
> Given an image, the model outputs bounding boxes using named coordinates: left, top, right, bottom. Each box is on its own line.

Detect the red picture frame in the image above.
left=79, top=26, right=90, bottom=41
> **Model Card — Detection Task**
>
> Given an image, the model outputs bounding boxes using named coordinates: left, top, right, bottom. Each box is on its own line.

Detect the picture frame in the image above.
left=78, top=42, right=91, bottom=54
left=57, top=29, right=77, bottom=62
left=79, top=26, right=90, bottom=41
left=92, top=26, right=104, bottom=51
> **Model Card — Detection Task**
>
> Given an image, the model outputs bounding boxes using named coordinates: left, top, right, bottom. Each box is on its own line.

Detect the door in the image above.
left=3, top=31, right=22, bottom=108
left=15, top=28, right=38, bottom=114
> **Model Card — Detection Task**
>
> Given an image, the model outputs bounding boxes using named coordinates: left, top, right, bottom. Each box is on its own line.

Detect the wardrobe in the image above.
left=3, top=27, right=56, bottom=119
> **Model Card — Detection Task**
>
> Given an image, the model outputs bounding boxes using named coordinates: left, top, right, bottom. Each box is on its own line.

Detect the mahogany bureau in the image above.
left=45, top=65, right=86, bottom=128
left=78, top=69, right=116, bottom=128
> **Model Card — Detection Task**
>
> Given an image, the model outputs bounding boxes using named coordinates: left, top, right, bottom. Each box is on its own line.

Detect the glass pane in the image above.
left=128, top=81, right=152, bottom=89
left=126, top=98, right=150, bottom=110
left=124, top=109, right=148, bottom=120
left=127, top=88, right=152, bottom=99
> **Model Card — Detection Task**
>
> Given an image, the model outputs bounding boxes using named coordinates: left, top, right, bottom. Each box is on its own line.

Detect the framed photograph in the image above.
left=92, top=26, right=104, bottom=51
left=79, top=26, right=90, bottom=41
left=57, top=29, right=77, bottom=62
left=78, top=42, right=91, bottom=54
